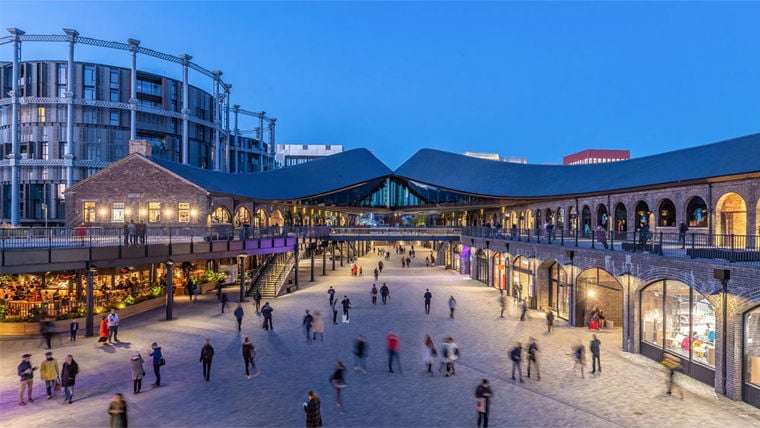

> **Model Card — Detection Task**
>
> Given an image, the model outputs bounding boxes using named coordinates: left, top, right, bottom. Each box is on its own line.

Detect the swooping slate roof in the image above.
left=149, top=148, right=392, bottom=201
left=393, top=133, right=760, bottom=198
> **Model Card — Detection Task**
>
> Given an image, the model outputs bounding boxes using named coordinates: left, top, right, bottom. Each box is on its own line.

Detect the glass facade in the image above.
left=746, top=307, right=760, bottom=389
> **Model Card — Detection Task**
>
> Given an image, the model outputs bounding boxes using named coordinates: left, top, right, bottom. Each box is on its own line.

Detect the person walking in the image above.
left=303, top=310, right=314, bottom=344
left=546, top=310, right=555, bottom=333
left=330, top=360, right=347, bottom=414
left=341, top=296, right=352, bottom=323
left=520, top=300, right=528, bottom=321
left=678, top=221, right=689, bottom=249
left=499, top=292, right=506, bottom=318
left=371, top=284, right=378, bottom=304
left=476, top=379, right=493, bottom=428
left=18, top=353, right=35, bottom=405
left=200, top=339, right=214, bottom=382
left=40, top=351, right=60, bottom=400
left=304, top=390, right=323, bottom=427
left=312, top=311, right=325, bottom=342
left=108, top=393, right=128, bottom=428
left=107, top=308, right=120, bottom=343
left=373, top=268, right=379, bottom=281
left=261, top=302, right=274, bottom=331
left=252, top=288, right=262, bottom=312
left=663, top=354, right=684, bottom=398
left=448, top=296, right=457, bottom=319
left=40, top=319, right=53, bottom=350
left=387, top=331, right=401, bottom=374
left=572, top=341, right=586, bottom=379
left=590, top=334, right=602, bottom=375
left=60, top=354, right=78, bottom=404
left=98, top=316, right=109, bottom=345
left=220, top=292, right=229, bottom=314
left=527, top=337, right=540, bottom=380
left=443, top=337, right=459, bottom=376
left=424, top=289, right=432, bottom=314
left=330, top=299, right=339, bottom=325
left=353, top=335, right=368, bottom=374
left=422, top=335, right=437, bottom=376
left=69, top=320, right=79, bottom=341
left=380, top=283, right=390, bottom=304
left=327, top=286, right=336, bottom=306
left=242, top=336, right=257, bottom=378
left=234, top=304, right=245, bottom=331
left=510, top=342, right=524, bottom=383
left=130, top=350, right=145, bottom=394
left=149, top=342, right=163, bottom=387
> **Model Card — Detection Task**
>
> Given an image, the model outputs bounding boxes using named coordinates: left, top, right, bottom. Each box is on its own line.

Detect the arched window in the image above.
left=568, top=206, right=577, bottom=232
left=556, top=207, right=565, bottom=230
left=210, top=206, right=231, bottom=224
left=535, top=210, right=542, bottom=231
left=614, top=203, right=627, bottom=234
left=270, top=209, right=283, bottom=227
left=716, top=192, right=747, bottom=237
left=581, top=205, right=591, bottom=235
left=596, top=204, right=609, bottom=228
left=545, top=208, right=554, bottom=226
left=686, top=197, right=708, bottom=228
left=658, top=199, right=676, bottom=227
left=635, top=201, right=650, bottom=227
left=255, top=208, right=267, bottom=227
left=745, top=306, right=760, bottom=392
left=234, top=207, right=251, bottom=227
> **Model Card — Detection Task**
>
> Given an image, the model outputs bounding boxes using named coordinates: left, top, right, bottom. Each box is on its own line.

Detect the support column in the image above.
left=85, top=266, right=95, bottom=337
left=63, top=28, right=78, bottom=191
left=224, top=83, right=231, bottom=172
left=179, top=54, right=191, bottom=164
left=128, top=39, right=140, bottom=141
left=165, top=261, right=174, bottom=321
left=8, top=28, right=24, bottom=226
left=211, top=70, right=222, bottom=171
left=258, top=112, right=265, bottom=171
left=233, top=105, right=240, bottom=172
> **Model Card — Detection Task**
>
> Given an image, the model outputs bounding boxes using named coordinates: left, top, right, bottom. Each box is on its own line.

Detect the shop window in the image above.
left=148, top=202, right=161, bottom=222
left=211, top=206, right=231, bottom=224
left=746, top=307, right=760, bottom=388
left=692, top=293, right=716, bottom=367
left=83, top=201, right=96, bottom=223
left=659, top=199, right=676, bottom=227
left=687, top=197, right=708, bottom=228
left=178, top=202, right=190, bottom=223
left=111, top=202, right=125, bottom=223
left=642, top=282, right=664, bottom=347
left=665, top=282, right=691, bottom=359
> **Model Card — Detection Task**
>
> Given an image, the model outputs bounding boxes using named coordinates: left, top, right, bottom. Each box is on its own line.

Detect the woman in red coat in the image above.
left=98, top=316, right=109, bottom=344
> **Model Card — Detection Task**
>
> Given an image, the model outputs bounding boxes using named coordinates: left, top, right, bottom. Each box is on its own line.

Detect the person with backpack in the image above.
left=527, top=337, right=540, bottom=380
left=303, top=310, right=314, bottom=344
left=199, top=339, right=214, bottom=382
left=510, top=342, right=524, bottom=383
left=380, top=283, right=390, bottom=304
left=233, top=304, right=244, bottom=331
left=678, top=221, right=689, bottom=248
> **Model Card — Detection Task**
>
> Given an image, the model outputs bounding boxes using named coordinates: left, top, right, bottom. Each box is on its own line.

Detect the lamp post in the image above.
left=85, top=264, right=96, bottom=337
left=713, top=268, right=730, bottom=395
left=321, top=240, right=327, bottom=276
left=165, top=260, right=174, bottom=321
left=238, top=254, right=247, bottom=302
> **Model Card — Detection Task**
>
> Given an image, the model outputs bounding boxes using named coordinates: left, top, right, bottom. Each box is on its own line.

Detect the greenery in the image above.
left=202, top=270, right=227, bottom=283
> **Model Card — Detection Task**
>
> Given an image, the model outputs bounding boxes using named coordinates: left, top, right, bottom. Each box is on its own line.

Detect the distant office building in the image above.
left=563, top=149, right=630, bottom=165
left=464, top=152, right=528, bottom=164
left=276, top=144, right=344, bottom=167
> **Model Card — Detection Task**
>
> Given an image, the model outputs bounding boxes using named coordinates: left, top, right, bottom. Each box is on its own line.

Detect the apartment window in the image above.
left=83, top=107, right=97, bottom=124
left=37, top=107, right=46, bottom=122
left=302, top=145, right=308, bottom=150
left=84, top=87, right=95, bottom=100
left=111, top=202, right=125, bottom=223
left=326, top=145, right=331, bottom=150
left=83, top=201, right=96, bottom=223
left=109, top=109, right=119, bottom=126
left=57, top=85, right=67, bottom=98
left=59, top=142, right=67, bottom=158
left=178, top=202, right=190, bottom=223
left=41, top=142, right=48, bottom=160
left=83, top=65, right=95, bottom=100
left=148, top=202, right=161, bottom=222
left=57, top=63, right=67, bottom=85
left=110, top=69, right=119, bottom=88
left=110, top=89, right=119, bottom=102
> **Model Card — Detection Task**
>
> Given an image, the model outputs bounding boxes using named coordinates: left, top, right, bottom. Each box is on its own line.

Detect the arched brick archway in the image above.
left=575, top=268, right=623, bottom=328
left=715, top=192, right=747, bottom=237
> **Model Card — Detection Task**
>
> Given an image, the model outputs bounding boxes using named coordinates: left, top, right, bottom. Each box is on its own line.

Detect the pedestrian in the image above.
left=220, top=292, right=229, bottom=314
left=374, top=268, right=379, bottom=281
left=41, top=319, right=53, bottom=349
left=443, top=337, right=459, bottom=376
left=424, top=288, right=432, bottom=314
left=234, top=303, right=244, bottom=331
left=679, top=221, right=689, bottom=248
left=499, top=292, right=506, bottom=318
left=200, top=339, right=214, bottom=382
left=242, top=336, right=257, bottom=378
left=353, top=335, right=368, bottom=374
left=60, top=354, right=78, bottom=404
left=261, top=302, right=274, bottom=330
left=330, top=299, right=338, bottom=325
left=380, top=283, right=390, bottom=304
left=371, top=284, right=378, bottom=304
left=341, top=296, right=351, bottom=323
left=149, top=342, right=163, bottom=387
left=510, top=342, right=524, bottom=383
left=107, top=308, right=120, bottom=343
left=98, top=316, right=109, bottom=345
left=546, top=310, right=555, bottom=333
left=327, top=286, right=336, bottom=306
left=595, top=225, right=608, bottom=249
left=69, top=320, right=79, bottom=341
left=590, top=334, right=601, bottom=375
left=216, top=282, right=222, bottom=301
left=127, top=220, right=136, bottom=245
left=17, top=353, right=35, bottom=406
left=422, top=334, right=437, bottom=376
left=108, top=393, right=128, bottom=428
left=330, top=360, right=347, bottom=414
left=448, top=295, right=457, bottom=319
left=253, top=288, right=262, bottom=312
left=359, top=266, right=363, bottom=276
left=303, top=310, right=314, bottom=343
left=572, top=341, right=586, bottom=378
left=40, top=351, right=59, bottom=400
left=527, top=337, right=540, bottom=380
left=312, top=311, right=325, bottom=342
left=387, top=331, right=401, bottom=373
left=662, top=354, right=684, bottom=398
left=303, top=390, right=323, bottom=427
left=130, top=350, right=145, bottom=394
left=520, top=300, right=528, bottom=321
left=476, top=379, right=493, bottom=428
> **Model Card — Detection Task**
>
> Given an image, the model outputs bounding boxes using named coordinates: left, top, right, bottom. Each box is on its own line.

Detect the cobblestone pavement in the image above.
left=2, top=248, right=760, bottom=427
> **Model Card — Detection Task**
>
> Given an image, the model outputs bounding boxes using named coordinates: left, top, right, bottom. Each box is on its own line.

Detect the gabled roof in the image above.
left=393, top=133, right=760, bottom=198
left=149, top=148, right=393, bottom=201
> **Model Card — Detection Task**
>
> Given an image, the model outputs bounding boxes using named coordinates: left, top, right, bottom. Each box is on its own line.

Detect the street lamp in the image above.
left=165, top=259, right=174, bottom=321
left=713, top=268, right=730, bottom=395
left=85, top=264, right=97, bottom=337
left=238, top=254, right=247, bottom=302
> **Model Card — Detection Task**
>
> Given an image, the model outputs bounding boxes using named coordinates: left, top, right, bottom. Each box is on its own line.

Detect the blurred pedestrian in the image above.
left=422, top=335, right=437, bottom=376
left=546, top=310, right=555, bottom=333
left=108, top=393, right=128, bottom=428
left=200, top=339, right=214, bottom=382
left=303, top=310, right=314, bottom=343
left=353, top=335, right=368, bottom=374
left=130, top=350, right=145, bottom=394
left=312, top=311, right=325, bottom=342
left=387, top=331, right=401, bottom=374
left=572, top=341, right=586, bottom=379
left=663, top=354, right=684, bottom=398
left=242, top=336, right=257, bottom=378
left=510, top=342, right=524, bottom=383
left=220, top=292, right=229, bottom=314
left=448, top=296, right=457, bottom=319
left=527, top=337, right=540, bottom=380
left=330, top=299, right=338, bottom=325
left=499, top=292, right=506, bottom=318
left=520, top=300, right=528, bottom=321
left=476, top=379, right=493, bottom=428
left=330, top=360, right=347, bottom=414
left=303, top=390, right=323, bottom=427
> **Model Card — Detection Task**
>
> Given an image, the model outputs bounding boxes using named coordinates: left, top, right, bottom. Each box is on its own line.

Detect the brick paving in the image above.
left=2, top=247, right=760, bottom=427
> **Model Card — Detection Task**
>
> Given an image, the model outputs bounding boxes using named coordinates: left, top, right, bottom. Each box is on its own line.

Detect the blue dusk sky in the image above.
left=2, top=1, right=760, bottom=168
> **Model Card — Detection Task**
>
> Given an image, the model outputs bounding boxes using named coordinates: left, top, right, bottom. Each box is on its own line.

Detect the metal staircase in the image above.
left=248, top=252, right=295, bottom=299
